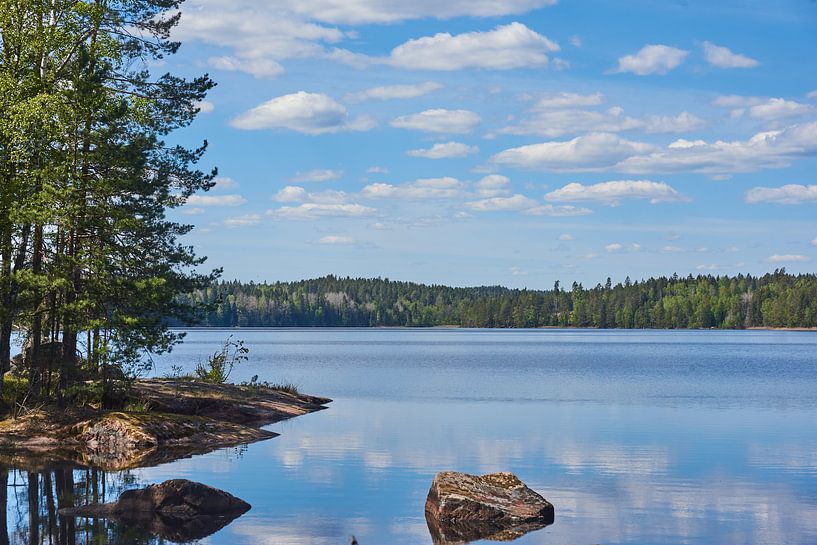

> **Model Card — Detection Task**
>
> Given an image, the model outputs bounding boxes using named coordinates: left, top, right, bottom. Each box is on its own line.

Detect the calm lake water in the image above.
left=5, top=328, right=817, bottom=544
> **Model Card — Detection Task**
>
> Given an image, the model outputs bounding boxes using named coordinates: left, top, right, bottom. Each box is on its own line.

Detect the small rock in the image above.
left=425, top=471, right=554, bottom=544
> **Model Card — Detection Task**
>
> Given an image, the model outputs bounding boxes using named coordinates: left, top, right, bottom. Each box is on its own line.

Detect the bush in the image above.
left=195, top=336, right=248, bottom=384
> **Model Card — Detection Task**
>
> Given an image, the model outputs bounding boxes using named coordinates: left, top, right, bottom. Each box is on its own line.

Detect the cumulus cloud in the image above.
left=509, top=267, right=528, bottom=276
left=231, top=92, right=375, bottom=134
left=495, top=122, right=817, bottom=175
left=207, top=56, right=285, bottom=78
left=474, top=175, right=511, bottom=197
left=613, top=44, right=688, bottom=75
left=811, top=237, right=817, bottom=246
left=273, top=185, right=348, bottom=204
left=501, top=106, right=704, bottom=137
left=465, top=194, right=538, bottom=211
left=524, top=204, right=592, bottom=216
left=367, top=166, right=389, bottom=174
left=559, top=233, right=574, bottom=241
left=344, top=82, right=442, bottom=102
left=767, top=254, right=810, bottom=263
left=702, top=41, right=759, bottom=69
left=749, top=98, right=813, bottom=121
left=606, top=242, right=641, bottom=253
left=606, top=243, right=624, bottom=252
left=391, top=109, right=481, bottom=134
left=212, top=176, right=239, bottom=190
left=745, top=184, right=817, bottom=204
left=534, top=92, right=605, bottom=108
left=362, top=177, right=465, bottom=199
left=223, top=213, right=262, bottom=227
left=406, top=141, right=479, bottom=159
left=272, top=203, right=376, bottom=219
left=187, top=194, right=247, bottom=206
left=318, top=235, right=355, bottom=245
left=289, top=0, right=558, bottom=24
left=545, top=180, right=689, bottom=205
left=195, top=100, right=215, bottom=113
left=388, top=23, right=559, bottom=70
left=492, top=133, right=654, bottom=172
left=290, top=169, right=342, bottom=183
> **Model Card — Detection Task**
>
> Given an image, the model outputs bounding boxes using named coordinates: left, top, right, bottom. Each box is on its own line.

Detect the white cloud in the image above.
left=273, top=185, right=349, bottom=204
left=465, top=194, right=538, bottom=211
left=212, top=176, right=239, bottom=190
left=534, top=92, right=605, bottom=109
left=195, top=100, right=215, bottom=113
left=509, top=267, right=528, bottom=276
left=344, top=82, right=442, bottom=102
left=272, top=203, right=375, bottom=219
left=545, top=180, right=689, bottom=205
left=662, top=245, right=684, bottom=253
left=207, top=56, right=285, bottom=78
left=290, top=169, right=342, bottom=183
left=367, top=166, right=389, bottom=174
left=223, top=213, right=262, bottom=227
left=494, top=121, right=817, bottom=175
left=606, top=243, right=624, bottom=252
left=614, top=44, right=688, bottom=75
left=808, top=91, right=817, bottom=100
left=712, top=95, right=763, bottom=108
left=570, top=35, right=582, bottom=48
left=559, top=233, right=574, bottom=241
left=811, top=237, right=817, bottom=246
left=180, top=207, right=205, bottom=215
left=187, top=194, right=247, bottom=206
left=391, top=109, right=481, bottom=134
left=524, top=204, right=592, bottom=216
left=503, top=108, right=704, bottom=137
left=749, top=98, right=813, bottom=120
left=643, top=112, right=706, bottom=133
left=606, top=242, right=641, bottom=253
left=289, top=0, right=558, bottom=24
left=388, top=22, right=559, bottom=71
left=406, top=141, right=479, bottom=159
left=273, top=186, right=308, bottom=202
left=231, top=92, right=375, bottom=134
left=767, top=254, right=810, bottom=263
left=745, top=184, right=817, bottom=204
left=474, top=175, right=511, bottom=197
left=318, top=235, right=355, bottom=245
left=492, top=132, right=654, bottom=172
left=362, top=177, right=465, bottom=199
left=702, top=41, right=759, bottom=69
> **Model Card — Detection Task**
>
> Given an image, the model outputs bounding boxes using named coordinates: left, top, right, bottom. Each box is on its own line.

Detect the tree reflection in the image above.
left=1, top=464, right=238, bottom=545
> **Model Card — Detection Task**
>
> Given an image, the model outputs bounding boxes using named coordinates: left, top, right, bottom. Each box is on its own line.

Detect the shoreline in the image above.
left=170, top=325, right=817, bottom=332
left=0, top=379, right=331, bottom=471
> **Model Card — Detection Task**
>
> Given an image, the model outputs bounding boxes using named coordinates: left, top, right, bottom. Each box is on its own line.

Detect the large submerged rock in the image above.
left=425, top=471, right=554, bottom=544
left=61, top=479, right=251, bottom=542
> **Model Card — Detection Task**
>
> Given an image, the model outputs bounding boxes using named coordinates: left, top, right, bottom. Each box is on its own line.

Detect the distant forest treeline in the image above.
left=175, top=270, right=817, bottom=329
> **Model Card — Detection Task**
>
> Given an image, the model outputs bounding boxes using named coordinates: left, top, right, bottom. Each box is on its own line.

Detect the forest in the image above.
left=180, top=270, right=817, bottom=329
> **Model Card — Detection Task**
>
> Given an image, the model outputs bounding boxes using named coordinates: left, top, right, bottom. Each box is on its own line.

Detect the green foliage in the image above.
left=177, top=270, right=817, bottom=329
left=195, top=336, right=249, bottom=384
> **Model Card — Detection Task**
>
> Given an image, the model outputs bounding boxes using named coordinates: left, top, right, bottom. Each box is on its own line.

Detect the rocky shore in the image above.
left=0, top=379, right=331, bottom=470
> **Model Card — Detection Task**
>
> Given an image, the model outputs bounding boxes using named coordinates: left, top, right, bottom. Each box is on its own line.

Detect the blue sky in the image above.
left=164, top=0, right=817, bottom=288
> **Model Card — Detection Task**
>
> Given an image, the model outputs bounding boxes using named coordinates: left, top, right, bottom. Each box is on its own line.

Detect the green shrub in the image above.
left=195, top=336, right=248, bottom=384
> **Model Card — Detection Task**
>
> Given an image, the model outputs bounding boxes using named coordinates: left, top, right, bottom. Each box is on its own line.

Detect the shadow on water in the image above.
left=0, top=463, right=248, bottom=545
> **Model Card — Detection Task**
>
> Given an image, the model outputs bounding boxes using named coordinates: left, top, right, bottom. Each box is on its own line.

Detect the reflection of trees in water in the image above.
left=2, top=465, right=159, bottom=545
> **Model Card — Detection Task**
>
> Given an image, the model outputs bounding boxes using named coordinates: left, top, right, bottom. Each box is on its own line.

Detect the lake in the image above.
left=4, top=328, right=817, bottom=544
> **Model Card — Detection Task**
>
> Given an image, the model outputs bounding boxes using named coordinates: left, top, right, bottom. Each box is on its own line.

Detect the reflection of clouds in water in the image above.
left=231, top=517, right=374, bottom=545
left=748, top=443, right=817, bottom=474
left=545, top=443, right=670, bottom=475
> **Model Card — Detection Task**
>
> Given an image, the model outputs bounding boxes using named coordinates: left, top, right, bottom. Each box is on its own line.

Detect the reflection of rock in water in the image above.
left=424, top=471, right=554, bottom=545
left=61, top=479, right=251, bottom=543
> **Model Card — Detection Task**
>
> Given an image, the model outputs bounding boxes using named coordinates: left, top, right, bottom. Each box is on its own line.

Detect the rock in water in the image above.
left=425, top=471, right=554, bottom=544
left=60, top=479, right=251, bottom=542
